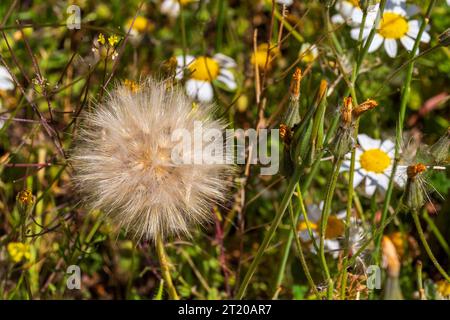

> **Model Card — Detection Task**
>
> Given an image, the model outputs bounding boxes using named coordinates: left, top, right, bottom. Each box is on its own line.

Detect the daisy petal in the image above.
left=368, top=33, right=384, bottom=53
left=380, top=139, right=395, bottom=153
left=400, top=36, right=415, bottom=52
left=376, top=173, right=390, bottom=191
left=384, top=39, right=398, bottom=58
left=365, top=179, right=377, bottom=196
left=331, top=14, right=345, bottom=24
left=420, top=31, right=430, bottom=43
left=213, top=53, right=236, bottom=68
left=185, top=79, right=214, bottom=102
left=407, top=20, right=420, bottom=38
left=217, top=69, right=237, bottom=90
left=358, top=134, right=381, bottom=150
left=176, top=55, right=195, bottom=68
left=351, top=28, right=371, bottom=40
left=353, top=171, right=365, bottom=188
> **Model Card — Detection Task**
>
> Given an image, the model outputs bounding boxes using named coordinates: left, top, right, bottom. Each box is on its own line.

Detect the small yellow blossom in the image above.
left=251, top=43, right=279, bottom=70
left=97, top=33, right=106, bottom=45
left=126, top=16, right=152, bottom=33
left=7, top=242, right=31, bottom=263
left=437, top=280, right=450, bottom=298
left=108, top=34, right=120, bottom=47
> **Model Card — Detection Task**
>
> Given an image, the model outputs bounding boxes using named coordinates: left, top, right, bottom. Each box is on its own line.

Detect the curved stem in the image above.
left=288, top=201, right=321, bottom=298
left=412, top=210, right=450, bottom=282
left=318, top=157, right=343, bottom=299
left=156, top=235, right=179, bottom=300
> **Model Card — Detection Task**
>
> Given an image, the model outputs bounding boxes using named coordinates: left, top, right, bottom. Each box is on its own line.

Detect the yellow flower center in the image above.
left=379, top=12, right=409, bottom=39
left=188, top=56, right=220, bottom=81
left=297, top=221, right=318, bottom=233
left=347, top=0, right=360, bottom=8
left=360, top=149, right=391, bottom=173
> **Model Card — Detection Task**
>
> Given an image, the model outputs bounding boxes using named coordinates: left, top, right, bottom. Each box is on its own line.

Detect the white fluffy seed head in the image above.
left=71, top=78, right=233, bottom=242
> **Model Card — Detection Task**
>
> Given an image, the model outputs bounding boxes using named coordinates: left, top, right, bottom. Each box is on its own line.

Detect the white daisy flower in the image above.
left=331, top=0, right=379, bottom=27
left=350, top=6, right=431, bottom=58
left=297, top=202, right=346, bottom=259
left=276, top=0, right=293, bottom=6
left=176, top=54, right=237, bottom=102
left=161, top=0, right=200, bottom=18
left=0, top=66, right=15, bottom=91
left=340, top=134, right=405, bottom=196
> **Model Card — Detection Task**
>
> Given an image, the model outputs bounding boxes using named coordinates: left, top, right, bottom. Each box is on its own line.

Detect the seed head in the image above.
left=71, top=79, right=233, bottom=242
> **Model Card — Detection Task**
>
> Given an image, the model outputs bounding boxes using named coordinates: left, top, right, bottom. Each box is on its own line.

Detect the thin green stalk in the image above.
left=273, top=182, right=318, bottom=295
left=416, top=261, right=425, bottom=300
left=288, top=202, right=321, bottom=299
left=412, top=210, right=450, bottom=282
left=179, top=2, right=187, bottom=67
left=236, top=166, right=301, bottom=299
left=318, top=157, right=343, bottom=299
left=422, top=209, right=450, bottom=258
left=215, top=0, right=225, bottom=51
left=155, top=235, right=179, bottom=300
left=375, top=0, right=436, bottom=265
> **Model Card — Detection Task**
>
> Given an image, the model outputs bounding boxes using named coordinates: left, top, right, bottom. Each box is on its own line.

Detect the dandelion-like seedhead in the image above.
left=71, top=79, right=233, bottom=242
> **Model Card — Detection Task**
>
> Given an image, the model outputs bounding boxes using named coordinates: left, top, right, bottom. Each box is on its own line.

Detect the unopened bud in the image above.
left=289, top=68, right=302, bottom=100
left=341, top=96, right=353, bottom=126
left=353, top=99, right=378, bottom=118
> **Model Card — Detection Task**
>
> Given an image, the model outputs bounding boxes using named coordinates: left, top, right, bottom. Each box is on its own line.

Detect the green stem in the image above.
left=288, top=202, right=321, bottom=298
left=412, top=210, right=450, bottom=282
left=236, top=166, right=301, bottom=299
left=422, top=209, right=450, bottom=258
left=155, top=235, right=179, bottom=300
left=318, top=157, right=343, bottom=299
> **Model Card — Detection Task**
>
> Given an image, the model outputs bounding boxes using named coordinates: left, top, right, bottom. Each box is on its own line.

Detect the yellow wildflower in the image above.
left=7, top=242, right=31, bottom=263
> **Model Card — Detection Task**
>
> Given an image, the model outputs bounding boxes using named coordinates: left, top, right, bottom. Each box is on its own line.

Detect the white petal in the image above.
left=407, top=20, right=420, bottom=38
left=351, top=28, right=371, bottom=40
left=400, top=36, right=415, bottom=51
left=176, top=55, right=195, bottom=68
left=353, top=171, right=365, bottom=188
left=365, top=179, right=377, bottom=196
left=0, top=79, right=14, bottom=90
left=368, top=33, right=384, bottom=53
left=358, top=134, right=381, bottom=150
left=217, top=69, right=237, bottom=90
left=419, top=31, right=430, bottom=43
left=299, top=229, right=312, bottom=242
left=380, top=139, right=395, bottom=153
left=276, top=0, right=293, bottom=5
left=324, top=239, right=341, bottom=259
left=339, top=2, right=355, bottom=19
left=350, top=8, right=365, bottom=26
left=160, top=0, right=180, bottom=18
left=213, top=53, right=236, bottom=68
left=331, top=14, right=345, bottom=24
left=340, top=160, right=351, bottom=172
left=376, top=173, right=390, bottom=191
left=384, top=39, right=398, bottom=58
left=185, top=79, right=214, bottom=102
